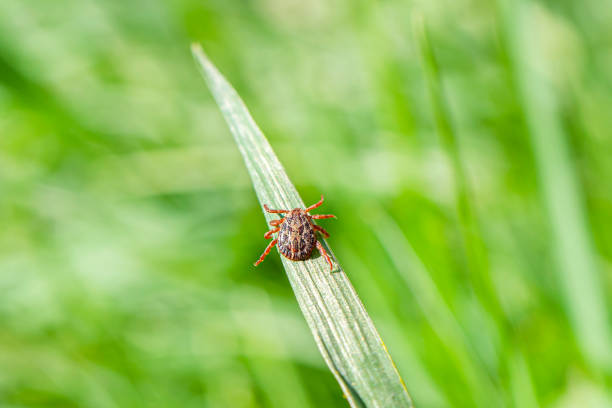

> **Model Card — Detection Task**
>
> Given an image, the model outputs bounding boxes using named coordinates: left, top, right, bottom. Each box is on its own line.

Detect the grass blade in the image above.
left=368, top=208, right=502, bottom=408
left=191, top=43, right=413, bottom=407
left=498, top=0, right=612, bottom=371
left=413, top=16, right=503, bottom=325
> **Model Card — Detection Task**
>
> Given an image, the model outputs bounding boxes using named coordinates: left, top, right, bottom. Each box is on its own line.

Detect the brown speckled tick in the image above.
left=253, top=195, right=336, bottom=271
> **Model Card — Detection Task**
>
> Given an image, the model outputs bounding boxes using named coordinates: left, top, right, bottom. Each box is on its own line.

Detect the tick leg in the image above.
left=254, top=239, right=278, bottom=266
left=306, top=195, right=324, bottom=212
left=311, top=214, right=336, bottom=220
left=264, top=227, right=280, bottom=239
left=264, top=204, right=289, bottom=214
left=316, top=240, right=333, bottom=271
left=269, top=219, right=285, bottom=226
left=312, top=224, right=330, bottom=238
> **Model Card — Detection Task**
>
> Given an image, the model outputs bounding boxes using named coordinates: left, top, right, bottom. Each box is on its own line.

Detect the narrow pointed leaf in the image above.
left=191, top=43, right=413, bottom=407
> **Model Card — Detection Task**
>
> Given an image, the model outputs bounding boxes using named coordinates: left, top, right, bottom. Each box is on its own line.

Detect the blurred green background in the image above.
left=1, top=0, right=612, bottom=407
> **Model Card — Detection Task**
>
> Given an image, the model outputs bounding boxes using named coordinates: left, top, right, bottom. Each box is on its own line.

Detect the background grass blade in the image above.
left=368, top=207, right=502, bottom=408
left=414, top=16, right=503, bottom=326
left=191, top=43, right=413, bottom=408
left=498, top=0, right=612, bottom=372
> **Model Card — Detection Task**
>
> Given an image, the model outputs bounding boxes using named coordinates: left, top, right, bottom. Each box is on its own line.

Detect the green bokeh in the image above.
left=1, top=0, right=611, bottom=407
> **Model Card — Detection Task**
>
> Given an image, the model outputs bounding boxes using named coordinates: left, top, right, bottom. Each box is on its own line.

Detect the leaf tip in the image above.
left=190, top=42, right=203, bottom=55
left=190, top=42, right=211, bottom=69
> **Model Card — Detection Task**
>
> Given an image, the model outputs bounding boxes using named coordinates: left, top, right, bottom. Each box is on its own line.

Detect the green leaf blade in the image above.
left=191, top=43, right=413, bottom=408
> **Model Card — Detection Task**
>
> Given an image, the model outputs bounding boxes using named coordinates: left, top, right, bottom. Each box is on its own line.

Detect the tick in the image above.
left=253, top=195, right=337, bottom=271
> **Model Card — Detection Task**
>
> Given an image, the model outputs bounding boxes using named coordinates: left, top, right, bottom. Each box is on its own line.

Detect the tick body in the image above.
left=277, top=210, right=316, bottom=261
left=254, top=195, right=336, bottom=271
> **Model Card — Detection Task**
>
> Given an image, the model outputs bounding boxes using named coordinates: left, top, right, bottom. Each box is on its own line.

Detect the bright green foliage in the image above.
left=1, top=0, right=612, bottom=407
